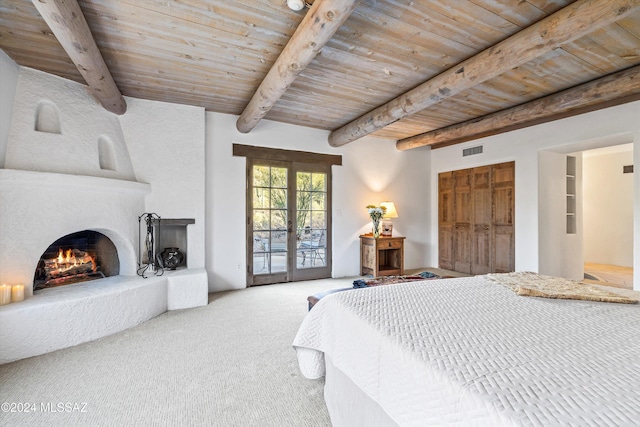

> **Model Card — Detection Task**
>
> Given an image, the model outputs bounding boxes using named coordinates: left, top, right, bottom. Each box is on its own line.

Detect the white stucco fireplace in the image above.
left=0, top=66, right=207, bottom=364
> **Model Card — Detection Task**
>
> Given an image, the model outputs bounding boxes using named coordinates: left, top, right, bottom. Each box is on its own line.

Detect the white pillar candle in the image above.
left=11, top=285, right=25, bottom=303
left=0, top=284, right=11, bottom=305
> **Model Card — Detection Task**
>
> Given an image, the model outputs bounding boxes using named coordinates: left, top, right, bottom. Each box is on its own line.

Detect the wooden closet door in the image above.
left=453, top=169, right=472, bottom=274
left=492, top=162, right=515, bottom=273
left=438, top=172, right=455, bottom=270
left=438, top=161, right=515, bottom=275
left=472, top=166, right=492, bottom=274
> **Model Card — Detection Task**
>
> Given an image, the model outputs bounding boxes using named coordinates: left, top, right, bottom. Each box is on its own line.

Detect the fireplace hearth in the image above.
left=33, top=230, right=119, bottom=291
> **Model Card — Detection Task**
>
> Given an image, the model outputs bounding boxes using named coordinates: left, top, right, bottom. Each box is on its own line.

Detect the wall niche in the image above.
left=35, top=100, right=61, bottom=134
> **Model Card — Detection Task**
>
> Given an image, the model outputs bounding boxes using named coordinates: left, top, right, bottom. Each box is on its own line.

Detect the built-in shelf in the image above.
left=150, top=218, right=195, bottom=269
left=566, top=156, right=576, bottom=234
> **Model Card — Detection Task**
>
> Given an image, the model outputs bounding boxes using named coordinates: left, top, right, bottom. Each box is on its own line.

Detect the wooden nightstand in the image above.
left=360, top=235, right=405, bottom=277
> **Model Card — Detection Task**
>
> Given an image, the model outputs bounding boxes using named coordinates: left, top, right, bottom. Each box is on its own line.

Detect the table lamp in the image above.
left=380, top=201, right=398, bottom=236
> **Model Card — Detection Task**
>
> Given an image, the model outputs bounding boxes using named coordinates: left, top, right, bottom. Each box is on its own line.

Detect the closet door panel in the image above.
left=492, top=162, right=515, bottom=273
left=453, top=169, right=472, bottom=274
left=472, top=166, right=491, bottom=274
left=438, top=172, right=455, bottom=270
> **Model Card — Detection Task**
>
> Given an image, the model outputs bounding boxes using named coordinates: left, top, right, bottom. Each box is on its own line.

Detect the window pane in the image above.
left=253, top=210, right=270, bottom=230
left=271, top=210, right=287, bottom=230
left=270, top=251, right=286, bottom=273
left=253, top=253, right=269, bottom=274
left=271, top=230, right=287, bottom=252
left=311, top=192, right=325, bottom=210
left=297, top=191, right=312, bottom=210
left=271, top=167, right=287, bottom=188
left=312, top=173, right=326, bottom=191
left=253, top=188, right=270, bottom=208
left=253, top=231, right=269, bottom=252
left=297, top=210, right=312, bottom=231
left=311, top=211, right=326, bottom=229
left=297, top=172, right=311, bottom=191
left=253, top=166, right=270, bottom=187
left=271, top=188, right=287, bottom=209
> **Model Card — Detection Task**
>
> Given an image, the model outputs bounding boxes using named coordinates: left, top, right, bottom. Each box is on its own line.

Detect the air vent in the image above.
left=623, top=165, right=633, bottom=174
left=462, top=146, right=483, bottom=157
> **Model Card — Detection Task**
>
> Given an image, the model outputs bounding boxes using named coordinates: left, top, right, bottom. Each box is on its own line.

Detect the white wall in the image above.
left=119, top=98, right=206, bottom=269
left=206, top=112, right=430, bottom=292
left=0, top=49, right=20, bottom=167
left=538, top=151, right=583, bottom=280
left=583, top=147, right=634, bottom=267
left=429, top=100, right=640, bottom=289
left=5, top=67, right=136, bottom=181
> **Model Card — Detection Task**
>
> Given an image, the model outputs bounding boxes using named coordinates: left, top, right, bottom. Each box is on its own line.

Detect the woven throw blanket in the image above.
left=485, top=271, right=637, bottom=304
left=353, top=271, right=440, bottom=288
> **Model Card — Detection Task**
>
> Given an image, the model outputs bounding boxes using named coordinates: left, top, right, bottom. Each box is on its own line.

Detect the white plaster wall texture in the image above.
left=538, top=151, right=569, bottom=277
left=5, top=67, right=136, bottom=181
left=119, top=97, right=206, bottom=270
left=0, top=49, right=19, bottom=168
left=430, top=100, right=640, bottom=289
left=583, top=149, right=634, bottom=266
left=206, top=112, right=430, bottom=292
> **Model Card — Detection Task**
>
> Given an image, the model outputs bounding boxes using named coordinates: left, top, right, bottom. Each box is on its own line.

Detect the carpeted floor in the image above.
left=0, top=277, right=350, bottom=427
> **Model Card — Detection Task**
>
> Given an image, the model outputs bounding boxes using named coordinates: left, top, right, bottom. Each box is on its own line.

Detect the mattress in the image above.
left=293, top=276, right=640, bottom=426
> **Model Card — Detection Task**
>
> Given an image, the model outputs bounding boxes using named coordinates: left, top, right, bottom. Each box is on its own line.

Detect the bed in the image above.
left=292, top=274, right=640, bottom=426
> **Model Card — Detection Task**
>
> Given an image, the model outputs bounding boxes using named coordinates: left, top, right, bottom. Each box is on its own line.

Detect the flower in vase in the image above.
left=366, top=205, right=387, bottom=237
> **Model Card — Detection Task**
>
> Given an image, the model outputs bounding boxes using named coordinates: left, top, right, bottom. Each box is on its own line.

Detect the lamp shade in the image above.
left=380, top=201, right=398, bottom=218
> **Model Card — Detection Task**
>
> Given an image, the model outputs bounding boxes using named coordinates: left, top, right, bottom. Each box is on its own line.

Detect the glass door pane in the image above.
left=250, top=163, right=289, bottom=283
left=293, top=164, right=331, bottom=281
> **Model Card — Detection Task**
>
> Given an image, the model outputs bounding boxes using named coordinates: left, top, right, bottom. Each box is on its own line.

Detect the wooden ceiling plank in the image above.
left=115, top=0, right=302, bottom=43
left=332, top=12, right=475, bottom=74
left=561, top=37, right=636, bottom=72
left=396, top=65, right=640, bottom=150
left=523, top=0, right=572, bottom=14
left=586, top=23, right=640, bottom=62
left=467, top=0, right=547, bottom=27
left=370, top=0, right=514, bottom=51
left=82, top=2, right=288, bottom=65
left=30, top=0, right=126, bottom=115
left=328, top=0, right=640, bottom=147
left=617, top=14, right=640, bottom=39
left=235, top=0, right=362, bottom=133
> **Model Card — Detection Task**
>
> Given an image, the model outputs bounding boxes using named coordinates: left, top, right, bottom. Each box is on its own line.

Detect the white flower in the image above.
left=366, top=205, right=386, bottom=221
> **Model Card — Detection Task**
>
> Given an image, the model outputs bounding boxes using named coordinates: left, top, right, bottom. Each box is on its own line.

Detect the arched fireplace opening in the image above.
left=33, top=230, right=120, bottom=291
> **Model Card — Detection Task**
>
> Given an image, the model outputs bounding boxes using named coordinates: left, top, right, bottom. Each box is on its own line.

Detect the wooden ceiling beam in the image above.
left=236, top=0, right=361, bottom=134
left=31, top=0, right=126, bottom=115
left=396, top=66, right=640, bottom=150
left=328, top=0, right=640, bottom=147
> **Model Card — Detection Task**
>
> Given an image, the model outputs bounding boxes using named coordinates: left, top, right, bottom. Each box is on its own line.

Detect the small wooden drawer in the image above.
left=382, top=240, right=402, bottom=249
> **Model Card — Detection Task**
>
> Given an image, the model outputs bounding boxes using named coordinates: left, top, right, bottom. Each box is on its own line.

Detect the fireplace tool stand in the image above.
left=137, top=213, right=164, bottom=278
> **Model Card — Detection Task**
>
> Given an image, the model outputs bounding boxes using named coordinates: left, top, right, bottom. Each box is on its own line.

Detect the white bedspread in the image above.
left=293, top=276, right=640, bottom=426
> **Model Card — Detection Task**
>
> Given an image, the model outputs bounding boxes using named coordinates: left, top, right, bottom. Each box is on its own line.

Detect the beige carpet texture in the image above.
left=0, top=278, right=347, bottom=427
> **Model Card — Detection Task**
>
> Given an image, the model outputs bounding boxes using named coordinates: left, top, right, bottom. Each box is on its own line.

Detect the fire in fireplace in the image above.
left=33, top=231, right=120, bottom=291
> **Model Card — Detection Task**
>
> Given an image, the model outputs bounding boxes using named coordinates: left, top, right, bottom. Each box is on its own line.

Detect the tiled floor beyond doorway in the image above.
left=583, top=263, right=634, bottom=290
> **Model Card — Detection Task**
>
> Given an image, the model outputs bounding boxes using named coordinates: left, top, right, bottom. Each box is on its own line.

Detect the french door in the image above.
left=247, top=159, right=331, bottom=285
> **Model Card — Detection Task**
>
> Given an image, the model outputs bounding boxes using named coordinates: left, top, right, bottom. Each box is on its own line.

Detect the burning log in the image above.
left=43, top=248, right=96, bottom=282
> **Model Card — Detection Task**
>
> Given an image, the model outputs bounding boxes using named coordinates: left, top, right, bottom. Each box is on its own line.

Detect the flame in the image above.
left=56, top=248, right=79, bottom=266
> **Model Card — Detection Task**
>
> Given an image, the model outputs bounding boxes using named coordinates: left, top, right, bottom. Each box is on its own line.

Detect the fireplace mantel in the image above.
left=0, top=168, right=150, bottom=194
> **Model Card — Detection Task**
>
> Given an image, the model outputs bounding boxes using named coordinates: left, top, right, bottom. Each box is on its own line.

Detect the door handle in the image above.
left=287, top=220, right=293, bottom=233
